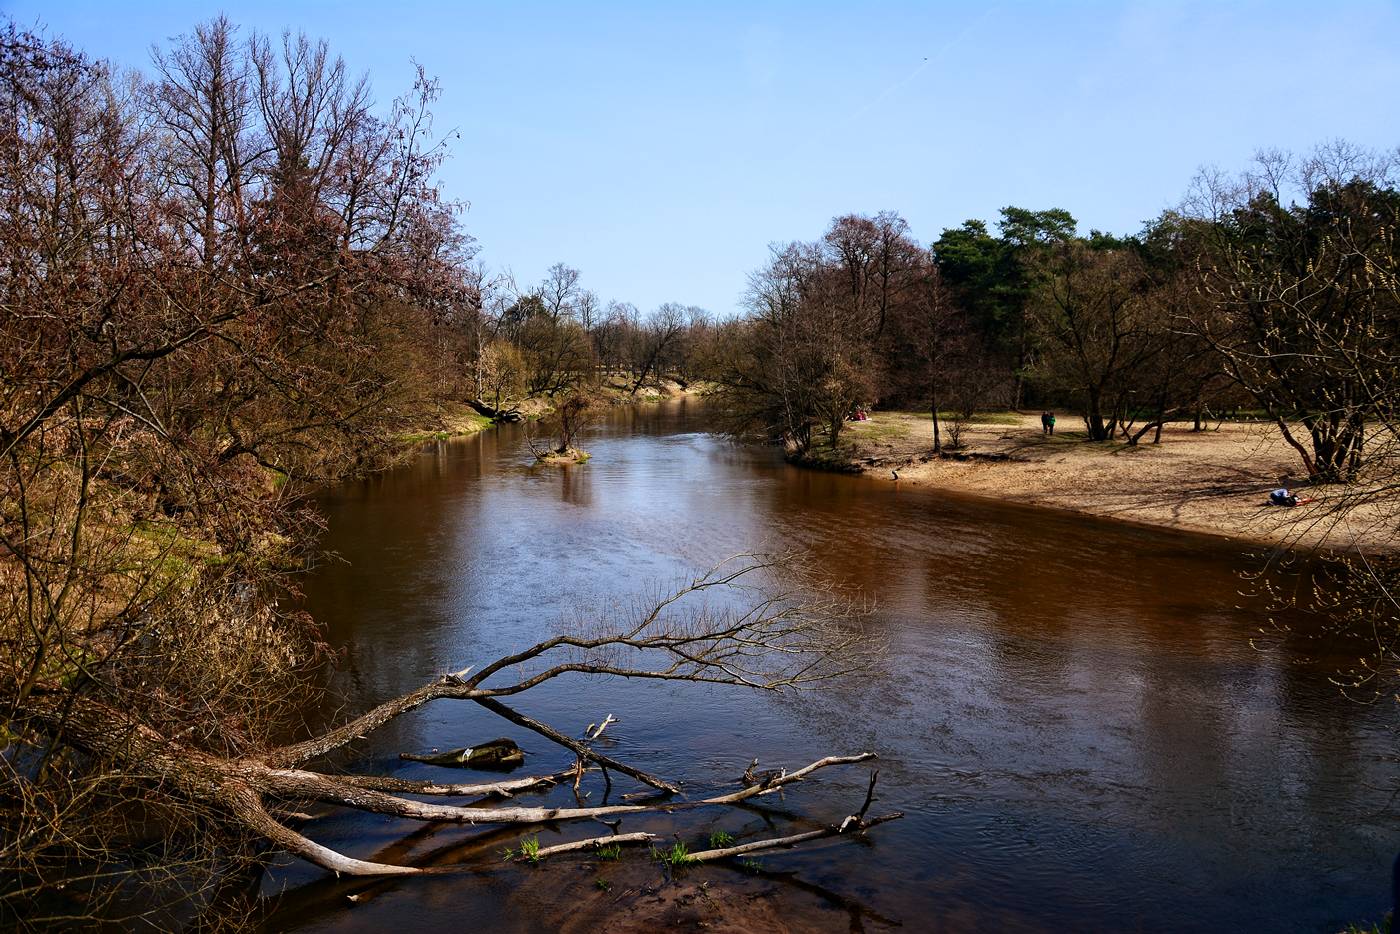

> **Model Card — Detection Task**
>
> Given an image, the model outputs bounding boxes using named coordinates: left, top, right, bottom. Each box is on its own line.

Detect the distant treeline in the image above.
left=712, top=151, right=1400, bottom=485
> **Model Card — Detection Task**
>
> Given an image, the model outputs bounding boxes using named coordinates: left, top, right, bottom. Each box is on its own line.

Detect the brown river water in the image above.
left=261, top=400, right=1397, bottom=933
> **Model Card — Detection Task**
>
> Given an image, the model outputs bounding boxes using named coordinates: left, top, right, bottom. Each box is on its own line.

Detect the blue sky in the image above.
left=6, top=1, right=1400, bottom=315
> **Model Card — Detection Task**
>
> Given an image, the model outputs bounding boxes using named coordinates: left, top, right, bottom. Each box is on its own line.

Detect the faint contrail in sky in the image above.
left=852, top=5, right=1001, bottom=120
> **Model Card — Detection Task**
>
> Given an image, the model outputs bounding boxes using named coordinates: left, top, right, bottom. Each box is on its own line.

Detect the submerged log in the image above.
left=399, top=738, right=524, bottom=769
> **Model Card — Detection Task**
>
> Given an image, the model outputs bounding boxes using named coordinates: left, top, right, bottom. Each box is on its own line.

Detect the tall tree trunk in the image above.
left=1084, top=387, right=1109, bottom=441
left=931, top=385, right=941, bottom=454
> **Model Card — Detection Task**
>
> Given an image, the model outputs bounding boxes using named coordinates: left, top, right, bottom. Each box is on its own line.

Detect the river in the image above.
left=261, top=399, right=1396, bottom=933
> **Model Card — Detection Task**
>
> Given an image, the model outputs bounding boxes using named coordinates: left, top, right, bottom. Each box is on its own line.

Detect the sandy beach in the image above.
left=818, top=411, right=1396, bottom=553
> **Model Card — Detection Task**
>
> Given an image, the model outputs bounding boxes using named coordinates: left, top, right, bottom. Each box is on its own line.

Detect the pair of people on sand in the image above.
left=1040, top=411, right=1056, bottom=435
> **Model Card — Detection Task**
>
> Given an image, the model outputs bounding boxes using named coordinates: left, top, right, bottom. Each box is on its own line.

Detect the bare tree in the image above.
left=886, top=254, right=967, bottom=453
left=528, top=386, right=602, bottom=458
left=540, top=262, right=583, bottom=322
left=717, top=231, right=888, bottom=453
left=595, top=300, right=638, bottom=375
left=716, top=244, right=824, bottom=451
left=1184, top=146, right=1400, bottom=481
left=1026, top=242, right=1165, bottom=441
left=149, top=16, right=260, bottom=271
left=475, top=339, right=526, bottom=418
left=627, top=303, right=686, bottom=394
left=671, top=305, right=714, bottom=388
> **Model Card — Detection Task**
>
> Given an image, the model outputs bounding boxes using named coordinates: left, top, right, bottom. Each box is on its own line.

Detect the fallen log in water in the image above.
left=400, top=738, right=524, bottom=769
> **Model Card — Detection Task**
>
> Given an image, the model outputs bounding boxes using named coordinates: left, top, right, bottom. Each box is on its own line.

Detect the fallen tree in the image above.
left=6, top=556, right=888, bottom=920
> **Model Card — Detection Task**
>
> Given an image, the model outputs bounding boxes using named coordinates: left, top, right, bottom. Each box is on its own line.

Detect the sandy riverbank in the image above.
left=811, top=411, right=1396, bottom=553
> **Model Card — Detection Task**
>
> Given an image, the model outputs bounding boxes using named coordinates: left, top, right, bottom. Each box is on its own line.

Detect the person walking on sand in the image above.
left=1040, top=411, right=1051, bottom=434
left=1047, top=411, right=1056, bottom=435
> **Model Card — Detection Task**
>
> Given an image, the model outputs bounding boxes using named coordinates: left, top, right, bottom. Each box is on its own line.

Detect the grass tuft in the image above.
left=1340, top=916, right=1391, bottom=934
left=502, top=834, right=543, bottom=864
left=655, top=841, right=695, bottom=867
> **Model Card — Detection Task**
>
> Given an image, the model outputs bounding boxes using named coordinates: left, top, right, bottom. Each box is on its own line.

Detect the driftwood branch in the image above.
left=506, top=773, right=897, bottom=868
left=227, top=754, right=882, bottom=875
left=252, top=754, right=876, bottom=830
left=685, top=813, right=903, bottom=862
left=225, top=785, right=421, bottom=877
left=472, top=696, right=680, bottom=794
left=332, top=770, right=575, bottom=798
left=584, top=714, right=618, bottom=740
left=515, top=831, right=657, bottom=862
left=686, top=771, right=902, bottom=862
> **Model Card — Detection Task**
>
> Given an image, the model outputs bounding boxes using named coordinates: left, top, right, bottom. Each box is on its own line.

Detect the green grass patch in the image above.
left=707, top=830, right=735, bottom=848
left=130, top=519, right=222, bottom=580
left=502, top=834, right=543, bottom=864
left=850, top=420, right=911, bottom=441
left=655, top=841, right=696, bottom=867
left=1341, top=914, right=1391, bottom=934
left=398, top=410, right=494, bottom=446
left=398, top=430, right=452, bottom=444
left=963, top=411, right=1023, bottom=425
left=596, top=843, right=622, bottom=861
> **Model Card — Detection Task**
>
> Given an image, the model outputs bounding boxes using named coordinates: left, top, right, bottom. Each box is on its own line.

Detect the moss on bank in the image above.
left=398, top=404, right=495, bottom=445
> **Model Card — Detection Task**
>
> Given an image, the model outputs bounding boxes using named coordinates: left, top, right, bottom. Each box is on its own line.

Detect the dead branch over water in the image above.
left=11, top=556, right=885, bottom=889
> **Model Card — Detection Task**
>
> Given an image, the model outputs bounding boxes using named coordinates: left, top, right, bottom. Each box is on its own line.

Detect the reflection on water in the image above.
left=264, top=400, right=1397, bottom=933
